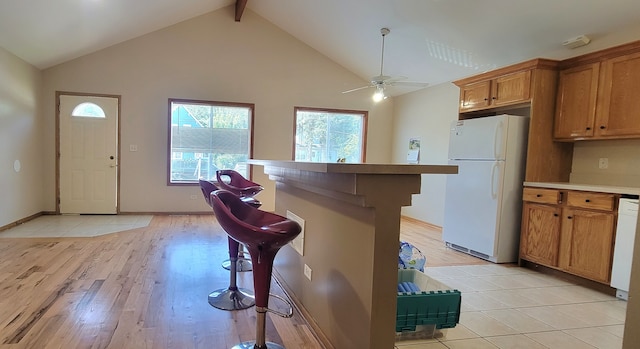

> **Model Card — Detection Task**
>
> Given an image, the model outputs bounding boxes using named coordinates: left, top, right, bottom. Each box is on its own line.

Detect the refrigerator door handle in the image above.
left=491, top=162, right=499, bottom=199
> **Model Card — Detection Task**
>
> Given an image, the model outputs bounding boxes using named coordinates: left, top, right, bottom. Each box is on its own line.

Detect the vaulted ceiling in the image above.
left=2, top=0, right=640, bottom=95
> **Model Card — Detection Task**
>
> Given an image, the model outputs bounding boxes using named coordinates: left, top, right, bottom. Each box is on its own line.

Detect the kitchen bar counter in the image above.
left=248, top=160, right=457, bottom=349
left=524, top=181, right=640, bottom=196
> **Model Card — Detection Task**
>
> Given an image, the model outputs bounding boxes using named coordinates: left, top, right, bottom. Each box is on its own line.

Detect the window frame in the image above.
left=292, top=106, right=368, bottom=163
left=167, top=98, right=255, bottom=186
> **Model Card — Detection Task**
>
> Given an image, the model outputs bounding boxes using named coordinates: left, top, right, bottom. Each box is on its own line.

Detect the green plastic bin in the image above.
left=396, top=269, right=461, bottom=333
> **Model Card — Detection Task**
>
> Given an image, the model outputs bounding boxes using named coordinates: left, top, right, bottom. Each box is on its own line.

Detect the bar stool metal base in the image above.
left=221, top=258, right=253, bottom=272
left=208, top=288, right=255, bottom=311
left=231, top=341, right=285, bottom=349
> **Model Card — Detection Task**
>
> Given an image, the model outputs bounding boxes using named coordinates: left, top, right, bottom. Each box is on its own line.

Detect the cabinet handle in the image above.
left=567, top=216, right=573, bottom=219
left=600, top=125, right=606, bottom=129
left=492, top=96, right=497, bottom=100
left=586, top=127, right=591, bottom=130
left=585, top=199, right=591, bottom=203
left=484, top=98, right=489, bottom=101
left=536, top=194, right=542, bottom=197
left=558, top=191, right=564, bottom=204
left=553, top=213, right=559, bottom=217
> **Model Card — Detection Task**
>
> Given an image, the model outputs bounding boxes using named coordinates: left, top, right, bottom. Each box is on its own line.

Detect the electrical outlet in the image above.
left=598, top=158, right=609, bottom=169
left=304, top=264, right=312, bottom=281
left=190, top=194, right=199, bottom=200
left=129, top=144, right=138, bottom=152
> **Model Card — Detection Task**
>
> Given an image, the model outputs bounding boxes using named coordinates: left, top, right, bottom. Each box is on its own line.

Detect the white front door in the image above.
left=59, top=94, right=119, bottom=214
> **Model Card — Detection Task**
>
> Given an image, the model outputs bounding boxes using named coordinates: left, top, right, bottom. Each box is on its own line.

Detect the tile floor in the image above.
left=395, top=264, right=626, bottom=349
left=0, top=214, right=153, bottom=238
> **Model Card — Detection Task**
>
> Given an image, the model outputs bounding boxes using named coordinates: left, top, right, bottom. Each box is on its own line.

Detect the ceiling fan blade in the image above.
left=389, top=81, right=429, bottom=88
left=342, top=85, right=374, bottom=94
left=340, top=28, right=429, bottom=96
left=382, top=76, right=409, bottom=83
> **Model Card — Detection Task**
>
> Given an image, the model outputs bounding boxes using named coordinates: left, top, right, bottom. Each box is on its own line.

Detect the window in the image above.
left=294, top=107, right=367, bottom=163
left=168, top=99, right=254, bottom=185
left=71, top=102, right=106, bottom=118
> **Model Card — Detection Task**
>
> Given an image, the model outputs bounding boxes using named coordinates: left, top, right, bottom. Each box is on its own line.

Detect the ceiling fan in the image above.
left=342, top=27, right=428, bottom=102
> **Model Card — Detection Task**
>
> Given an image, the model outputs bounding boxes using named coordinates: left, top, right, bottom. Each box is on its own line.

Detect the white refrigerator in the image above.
left=443, top=114, right=529, bottom=263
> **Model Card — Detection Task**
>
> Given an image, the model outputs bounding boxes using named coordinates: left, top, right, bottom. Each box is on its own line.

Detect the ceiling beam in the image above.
left=235, top=0, right=248, bottom=22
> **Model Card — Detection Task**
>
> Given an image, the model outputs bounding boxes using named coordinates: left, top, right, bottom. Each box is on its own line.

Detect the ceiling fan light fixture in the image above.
left=372, top=86, right=386, bottom=102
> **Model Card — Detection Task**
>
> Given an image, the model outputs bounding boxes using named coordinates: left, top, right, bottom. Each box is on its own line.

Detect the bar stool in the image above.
left=199, top=179, right=255, bottom=272
left=216, top=169, right=264, bottom=272
left=216, top=169, right=264, bottom=199
left=198, top=179, right=255, bottom=311
left=210, top=189, right=302, bottom=349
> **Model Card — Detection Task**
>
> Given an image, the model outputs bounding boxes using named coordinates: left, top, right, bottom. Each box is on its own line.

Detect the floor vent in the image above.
left=445, top=242, right=491, bottom=261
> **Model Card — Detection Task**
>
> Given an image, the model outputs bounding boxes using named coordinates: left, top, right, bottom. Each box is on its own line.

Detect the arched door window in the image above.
left=71, top=102, right=106, bottom=118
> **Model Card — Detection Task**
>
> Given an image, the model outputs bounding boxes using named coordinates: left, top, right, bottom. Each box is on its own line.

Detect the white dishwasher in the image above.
left=611, top=197, right=639, bottom=300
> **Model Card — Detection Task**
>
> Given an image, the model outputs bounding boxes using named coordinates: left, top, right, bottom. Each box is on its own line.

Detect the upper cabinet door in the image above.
left=459, top=80, right=492, bottom=111
left=554, top=63, right=600, bottom=139
left=595, top=51, right=640, bottom=137
left=491, top=70, right=531, bottom=107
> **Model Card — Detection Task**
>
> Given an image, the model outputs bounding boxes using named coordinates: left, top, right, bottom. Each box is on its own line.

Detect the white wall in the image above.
left=0, top=47, right=43, bottom=227
left=391, top=83, right=459, bottom=226
left=40, top=6, right=394, bottom=213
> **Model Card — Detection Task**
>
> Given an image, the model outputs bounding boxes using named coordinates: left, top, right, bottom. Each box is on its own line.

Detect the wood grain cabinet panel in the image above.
left=459, top=80, right=492, bottom=111
left=520, top=187, right=618, bottom=284
left=558, top=208, right=615, bottom=283
left=458, top=71, right=531, bottom=112
left=520, top=202, right=561, bottom=266
left=554, top=51, right=640, bottom=140
left=492, top=71, right=531, bottom=107
left=566, top=191, right=615, bottom=211
left=523, top=188, right=562, bottom=205
left=595, top=51, right=640, bottom=137
left=554, top=63, right=600, bottom=139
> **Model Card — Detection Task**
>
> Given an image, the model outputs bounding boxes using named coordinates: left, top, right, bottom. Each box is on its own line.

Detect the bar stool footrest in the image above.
left=262, top=293, right=294, bottom=318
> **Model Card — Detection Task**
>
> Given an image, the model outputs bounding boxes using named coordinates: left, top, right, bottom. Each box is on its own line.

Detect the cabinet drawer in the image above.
left=566, top=191, right=615, bottom=211
left=523, top=188, right=561, bottom=204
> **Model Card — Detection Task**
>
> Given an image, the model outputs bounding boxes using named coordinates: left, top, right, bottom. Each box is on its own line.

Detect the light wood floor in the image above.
left=0, top=215, right=486, bottom=349
left=399, top=217, right=490, bottom=267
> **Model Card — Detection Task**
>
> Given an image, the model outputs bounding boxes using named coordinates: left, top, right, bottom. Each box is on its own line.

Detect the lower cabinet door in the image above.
left=520, top=202, right=561, bottom=266
left=558, top=208, right=615, bottom=283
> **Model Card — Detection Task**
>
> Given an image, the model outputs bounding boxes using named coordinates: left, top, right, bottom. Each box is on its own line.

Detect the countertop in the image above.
left=248, top=160, right=458, bottom=175
left=524, top=182, right=640, bottom=196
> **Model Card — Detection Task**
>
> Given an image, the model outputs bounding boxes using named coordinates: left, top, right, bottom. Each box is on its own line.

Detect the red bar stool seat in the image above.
left=216, top=169, right=264, bottom=199
left=210, top=189, right=302, bottom=349
left=198, top=179, right=255, bottom=311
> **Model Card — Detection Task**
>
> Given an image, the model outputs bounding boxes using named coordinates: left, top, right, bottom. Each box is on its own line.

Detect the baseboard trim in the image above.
left=273, top=269, right=334, bottom=349
left=520, top=259, right=616, bottom=296
left=0, top=211, right=48, bottom=233
left=117, top=211, right=214, bottom=215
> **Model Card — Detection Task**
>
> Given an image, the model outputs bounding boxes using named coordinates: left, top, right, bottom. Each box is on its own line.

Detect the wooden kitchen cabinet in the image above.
left=520, top=187, right=618, bottom=284
left=458, top=70, right=531, bottom=112
left=554, top=63, right=600, bottom=139
left=554, top=49, right=640, bottom=140
left=520, top=188, right=563, bottom=266
left=520, top=202, right=562, bottom=266
left=558, top=208, right=615, bottom=283
left=454, top=58, right=573, bottom=184
left=595, top=51, right=640, bottom=137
